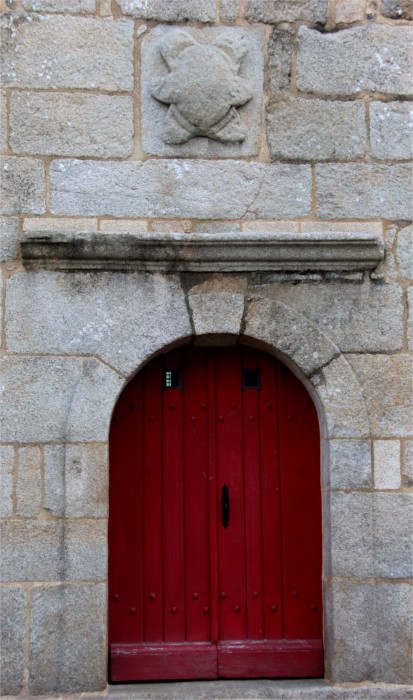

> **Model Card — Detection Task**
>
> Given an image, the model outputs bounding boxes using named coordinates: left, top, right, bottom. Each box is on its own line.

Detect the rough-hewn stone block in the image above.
left=381, top=0, right=412, bottom=19
left=10, top=93, right=134, bottom=157
left=0, top=216, right=19, bottom=261
left=245, top=0, right=328, bottom=23
left=267, top=98, right=366, bottom=161
left=329, top=439, right=371, bottom=490
left=0, top=88, right=7, bottom=153
left=29, top=584, right=106, bottom=695
left=267, top=28, right=294, bottom=96
left=0, top=587, right=26, bottom=696
left=374, top=440, right=401, bottom=490
left=116, top=0, right=216, bottom=21
left=409, top=287, right=413, bottom=351
left=44, top=444, right=108, bottom=517
left=335, top=0, right=367, bottom=23
left=0, top=519, right=107, bottom=582
left=188, top=277, right=247, bottom=337
left=396, top=224, right=413, bottom=281
left=50, top=159, right=312, bottom=219
left=0, top=445, right=14, bottom=517
left=272, top=282, right=403, bottom=352
left=22, top=0, right=95, bottom=9
left=403, top=440, right=413, bottom=487
left=0, top=356, right=123, bottom=443
left=220, top=0, right=240, bottom=21
left=316, top=164, right=412, bottom=220
left=99, top=219, right=148, bottom=232
left=23, top=216, right=98, bottom=233
left=16, top=446, right=42, bottom=516
left=374, top=493, right=412, bottom=578
left=0, top=14, right=133, bottom=90
left=6, top=272, right=191, bottom=376
left=370, top=102, right=413, bottom=160
left=0, top=157, right=45, bottom=215
left=347, top=354, right=413, bottom=437
left=297, top=25, right=413, bottom=96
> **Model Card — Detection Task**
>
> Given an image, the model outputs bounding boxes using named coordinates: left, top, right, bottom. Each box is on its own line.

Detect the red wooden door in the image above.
left=109, top=347, right=323, bottom=682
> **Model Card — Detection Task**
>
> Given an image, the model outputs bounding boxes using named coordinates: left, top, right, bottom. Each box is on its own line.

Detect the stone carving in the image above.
left=151, top=30, right=254, bottom=144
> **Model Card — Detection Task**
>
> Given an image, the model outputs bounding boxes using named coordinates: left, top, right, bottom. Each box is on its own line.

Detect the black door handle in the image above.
left=222, top=485, right=230, bottom=528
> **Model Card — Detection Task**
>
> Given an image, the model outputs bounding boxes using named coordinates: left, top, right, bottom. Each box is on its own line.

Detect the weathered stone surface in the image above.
left=99, top=219, right=148, bottom=232
left=30, top=584, right=106, bottom=695
left=220, top=0, right=240, bottom=21
left=0, top=89, right=7, bottom=153
left=0, top=216, right=19, bottom=261
left=194, top=221, right=241, bottom=232
left=116, top=0, right=216, bottom=21
left=272, top=282, right=403, bottom=352
left=141, top=26, right=265, bottom=158
left=0, top=356, right=123, bottom=443
left=267, top=28, right=294, bottom=96
left=374, top=440, right=401, bottom=490
left=403, top=440, right=413, bottom=486
left=326, top=581, right=413, bottom=683
left=16, top=446, right=42, bottom=516
left=316, top=164, right=412, bottom=220
left=374, top=493, right=412, bottom=577
left=335, top=0, right=367, bottom=23
left=23, top=216, right=98, bottom=232
left=0, top=14, right=133, bottom=90
left=0, top=519, right=107, bottom=581
left=347, top=354, right=413, bottom=437
left=301, top=222, right=383, bottom=234
left=370, top=102, right=413, bottom=160
left=6, top=272, right=191, bottom=376
left=396, top=224, right=413, bottom=280
left=381, top=0, right=412, bottom=19
left=22, top=0, right=95, bottom=9
left=152, top=220, right=192, bottom=233
left=10, top=92, right=134, bottom=157
left=244, top=0, right=328, bottom=23
left=297, top=25, right=413, bottom=96
left=267, top=98, right=366, bottom=161
left=408, top=287, right=413, bottom=350
left=188, top=277, right=247, bottom=337
left=311, top=357, right=370, bottom=438
left=0, top=445, right=14, bottom=517
left=329, top=439, right=371, bottom=490
left=44, top=444, right=108, bottom=517
left=50, top=160, right=312, bottom=219
left=0, top=587, right=26, bottom=696
left=0, top=157, right=45, bottom=215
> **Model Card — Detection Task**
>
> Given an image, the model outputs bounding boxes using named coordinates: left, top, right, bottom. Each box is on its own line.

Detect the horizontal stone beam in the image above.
left=21, top=230, right=384, bottom=273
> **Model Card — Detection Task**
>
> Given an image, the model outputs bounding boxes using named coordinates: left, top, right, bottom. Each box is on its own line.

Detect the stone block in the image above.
left=242, top=221, right=299, bottom=232
left=301, top=222, right=383, bottom=234
left=44, top=444, right=108, bottom=517
left=0, top=156, right=45, bottom=215
left=0, top=89, right=7, bottom=153
left=267, top=28, right=294, bottom=96
left=403, top=440, right=413, bottom=487
left=23, top=216, right=98, bottom=232
left=329, top=439, right=371, bottom=490
left=329, top=492, right=373, bottom=577
left=50, top=159, right=312, bottom=219
left=100, top=219, right=148, bottom=232
left=152, top=220, right=192, bottom=233
left=272, top=282, right=403, bottom=353
left=220, top=0, right=240, bottom=21
left=297, top=24, right=413, bottom=96
left=0, top=356, right=124, bottom=443
left=374, top=440, right=401, bottom=490
left=0, top=14, right=133, bottom=91
left=396, top=224, right=413, bottom=281
left=0, top=445, right=14, bottom=517
left=0, top=519, right=107, bottom=581
left=0, top=216, right=19, bottom=261
left=408, top=287, right=413, bottom=350
left=188, top=277, right=247, bottom=337
left=115, top=0, right=216, bottom=21
left=374, top=493, right=412, bottom=578
left=381, top=0, right=412, bottom=19
left=6, top=272, right=191, bottom=376
left=267, top=98, right=366, bottom=161
left=29, top=584, right=106, bottom=694
left=141, top=26, right=265, bottom=158
left=347, top=354, right=413, bottom=437
left=370, top=102, right=413, bottom=161
left=0, top=587, right=26, bottom=696
left=335, top=0, right=367, bottom=23
left=316, top=164, right=412, bottom=220
left=244, top=0, right=328, bottom=23
left=16, top=446, right=42, bottom=516
left=10, top=92, right=134, bottom=157
left=194, top=221, right=241, bottom=232
left=326, top=581, right=412, bottom=683
left=22, top=0, right=95, bottom=9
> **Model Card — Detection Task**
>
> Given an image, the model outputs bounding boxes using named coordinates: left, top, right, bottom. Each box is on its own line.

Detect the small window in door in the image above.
left=241, top=367, right=261, bottom=390
left=163, top=368, right=182, bottom=390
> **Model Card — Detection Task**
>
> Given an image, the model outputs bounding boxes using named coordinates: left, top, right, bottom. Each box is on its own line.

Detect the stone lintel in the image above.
left=21, top=231, right=384, bottom=273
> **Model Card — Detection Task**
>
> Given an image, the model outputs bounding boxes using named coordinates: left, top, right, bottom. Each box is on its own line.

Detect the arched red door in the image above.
left=109, top=346, right=323, bottom=681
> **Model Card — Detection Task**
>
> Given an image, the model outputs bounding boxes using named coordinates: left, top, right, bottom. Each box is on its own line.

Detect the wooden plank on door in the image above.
left=111, top=642, right=217, bottom=681
left=217, top=639, right=323, bottom=678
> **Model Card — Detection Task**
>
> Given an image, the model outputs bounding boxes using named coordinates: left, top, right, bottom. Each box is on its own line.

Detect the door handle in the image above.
left=222, top=485, right=230, bottom=528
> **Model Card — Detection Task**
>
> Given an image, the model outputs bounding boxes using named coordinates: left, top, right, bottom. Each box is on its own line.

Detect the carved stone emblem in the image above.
left=141, top=26, right=265, bottom=157
left=151, top=31, right=253, bottom=145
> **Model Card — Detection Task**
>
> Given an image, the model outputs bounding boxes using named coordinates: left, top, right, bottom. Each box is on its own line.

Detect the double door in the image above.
left=109, top=346, right=323, bottom=681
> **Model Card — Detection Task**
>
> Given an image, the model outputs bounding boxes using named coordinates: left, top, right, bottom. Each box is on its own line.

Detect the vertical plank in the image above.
left=184, top=350, right=211, bottom=641
left=216, top=349, right=247, bottom=641
left=278, top=364, right=323, bottom=641
left=109, top=375, right=143, bottom=645
left=242, top=349, right=264, bottom=640
left=208, top=354, right=219, bottom=644
left=260, top=355, right=283, bottom=640
left=143, top=358, right=164, bottom=642
left=162, top=350, right=186, bottom=642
